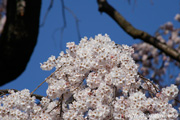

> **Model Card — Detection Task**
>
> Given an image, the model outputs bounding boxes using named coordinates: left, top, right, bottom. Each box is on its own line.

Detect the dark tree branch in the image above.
left=60, top=94, right=64, bottom=119
left=97, top=0, right=180, bottom=63
left=0, top=0, right=41, bottom=86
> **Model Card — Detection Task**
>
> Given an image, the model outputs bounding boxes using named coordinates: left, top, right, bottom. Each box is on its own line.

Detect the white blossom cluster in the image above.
left=175, top=14, right=180, bottom=22
left=0, top=34, right=179, bottom=119
left=161, top=84, right=179, bottom=100
left=0, top=89, right=58, bottom=120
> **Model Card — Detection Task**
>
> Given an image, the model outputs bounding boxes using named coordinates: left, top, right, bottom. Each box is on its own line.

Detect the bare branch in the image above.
left=40, top=0, right=54, bottom=27
left=138, top=72, right=159, bottom=93
left=52, top=0, right=81, bottom=50
left=30, top=67, right=62, bottom=96
left=97, top=0, right=180, bottom=63
left=58, top=0, right=66, bottom=50
left=60, top=94, right=64, bottom=118
left=144, top=78, right=154, bottom=97
left=65, top=7, right=81, bottom=41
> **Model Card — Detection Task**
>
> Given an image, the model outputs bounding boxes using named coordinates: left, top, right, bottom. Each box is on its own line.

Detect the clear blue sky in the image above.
left=0, top=0, right=179, bottom=96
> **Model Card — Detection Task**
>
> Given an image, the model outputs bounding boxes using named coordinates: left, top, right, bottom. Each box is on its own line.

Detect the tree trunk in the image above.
left=0, top=0, right=41, bottom=86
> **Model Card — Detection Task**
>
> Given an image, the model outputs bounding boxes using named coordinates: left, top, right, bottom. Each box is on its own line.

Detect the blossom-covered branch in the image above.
left=0, top=34, right=179, bottom=119
left=0, top=89, right=44, bottom=100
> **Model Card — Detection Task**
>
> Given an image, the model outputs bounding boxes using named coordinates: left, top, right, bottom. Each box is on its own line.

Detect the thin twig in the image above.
left=52, top=0, right=81, bottom=50
left=65, top=7, right=81, bottom=41
left=48, top=101, right=60, bottom=114
left=65, top=72, right=89, bottom=105
left=138, top=72, right=159, bottom=93
left=144, top=79, right=154, bottom=97
left=30, top=80, right=46, bottom=96
left=138, top=73, right=180, bottom=104
left=110, top=85, right=117, bottom=119
left=40, top=0, right=54, bottom=27
left=60, top=0, right=66, bottom=50
left=51, top=0, right=66, bottom=50
left=48, top=94, right=64, bottom=119
left=30, top=67, right=62, bottom=96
